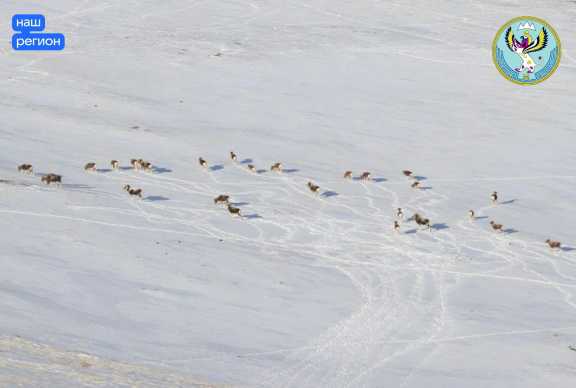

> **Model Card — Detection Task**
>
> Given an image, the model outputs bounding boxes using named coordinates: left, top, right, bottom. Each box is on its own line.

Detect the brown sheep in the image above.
left=227, top=205, right=241, bottom=216
left=214, top=194, right=230, bottom=205
left=130, top=159, right=141, bottom=169
left=230, top=151, right=237, bottom=161
left=490, top=221, right=503, bottom=232
left=17, top=164, right=33, bottom=174
left=413, top=213, right=431, bottom=229
left=139, top=161, right=152, bottom=171
left=545, top=239, right=561, bottom=249
left=491, top=191, right=498, bottom=204
left=41, top=174, right=62, bottom=185
left=247, top=164, right=256, bottom=172
left=111, top=160, right=119, bottom=169
left=199, top=157, right=208, bottom=168
left=123, top=184, right=142, bottom=198
left=307, top=181, right=320, bottom=194
left=84, top=162, right=96, bottom=171
left=360, top=172, right=371, bottom=180
left=271, top=162, right=283, bottom=172
left=343, top=171, right=352, bottom=179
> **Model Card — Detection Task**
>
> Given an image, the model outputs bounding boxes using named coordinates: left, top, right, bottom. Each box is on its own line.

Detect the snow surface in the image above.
left=1, top=0, right=576, bottom=387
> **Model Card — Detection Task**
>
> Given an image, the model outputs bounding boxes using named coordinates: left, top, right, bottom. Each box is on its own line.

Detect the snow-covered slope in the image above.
left=1, top=1, right=576, bottom=387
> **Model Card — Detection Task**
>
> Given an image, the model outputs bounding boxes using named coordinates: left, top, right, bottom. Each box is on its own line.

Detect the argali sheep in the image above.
left=111, top=160, right=119, bottom=169
left=123, top=184, right=142, bottom=198
left=402, top=170, right=413, bottom=178
left=396, top=208, right=404, bottom=218
left=307, top=181, right=320, bottom=194
left=418, top=218, right=431, bottom=230
left=84, top=162, right=96, bottom=172
left=491, top=191, right=498, bottom=204
left=545, top=239, right=561, bottom=249
left=270, top=162, right=283, bottom=172
left=17, top=164, right=33, bottom=174
left=227, top=204, right=241, bottom=216
left=139, top=160, right=152, bottom=171
left=490, top=221, right=503, bottom=232
left=41, top=174, right=62, bottom=185
left=343, top=171, right=352, bottom=179
left=199, top=157, right=208, bottom=168
left=393, top=220, right=400, bottom=233
left=468, top=210, right=475, bottom=219
left=414, top=213, right=431, bottom=230
left=411, top=181, right=420, bottom=189
left=247, top=164, right=256, bottom=172
left=230, top=151, right=237, bottom=162
left=214, top=194, right=230, bottom=205
left=130, top=159, right=141, bottom=169
left=359, top=172, right=371, bottom=180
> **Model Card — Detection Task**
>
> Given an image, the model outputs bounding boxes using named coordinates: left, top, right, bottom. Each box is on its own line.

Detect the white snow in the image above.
left=1, top=0, right=576, bottom=387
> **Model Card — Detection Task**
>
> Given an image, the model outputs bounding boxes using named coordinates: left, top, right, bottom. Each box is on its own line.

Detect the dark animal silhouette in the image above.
left=41, top=174, right=62, bottom=184
left=214, top=194, right=230, bottom=205
left=307, top=181, right=320, bottom=193
left=360, top=172, right=371, bottom=180
left=490, top=221, right=503, bottom=232
left=17, top=164, right=33, bottom=174
left=123, top=184, right=142, bottom=198
left=491, top=191, right=498, bottom=204
left=227, top=205, right=241, bottom=216
left=546, top=239, right=561, bottom=249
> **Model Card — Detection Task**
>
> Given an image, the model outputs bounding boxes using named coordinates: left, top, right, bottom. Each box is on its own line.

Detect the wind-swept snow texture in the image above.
left=1, top=1, right=576, bottom=387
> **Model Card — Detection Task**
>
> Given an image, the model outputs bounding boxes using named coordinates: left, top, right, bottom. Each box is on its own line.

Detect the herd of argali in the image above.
left=14, top=153, right=566, bottom=250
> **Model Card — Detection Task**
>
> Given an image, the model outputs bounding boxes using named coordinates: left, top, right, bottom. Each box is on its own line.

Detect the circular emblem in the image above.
left=492, top=16, right=561, bottom=85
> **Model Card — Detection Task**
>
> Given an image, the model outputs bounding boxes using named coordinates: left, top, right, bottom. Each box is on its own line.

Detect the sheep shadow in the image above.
left=414, top=176, right=427, bottom=181
left=431, top=223, right=449, bottom=231
left=145, top=195, right=170, bottom=201
left=419, top=186, right=433, bottom=190
left=119, top=166, right=133, bottom=171
left=404, top=229, right=418, bottom=234
left=283, top=168, right=299, bottom=174
left=230, top=202, right=249, bottom=207
left=96, top=168, right=112, bottom=173
left=240, top=158, right=253, bottom=164
left=321, top=191, right=339, bottom=198
left=501, top=199, right=517, bottom=205
left=152, top=167, right=172, bottom=174
left=503, top=228, right=519, bottom=234
left=474, top=216, right=489, bottom=220
left=372, top=177, right=387, bottom=183
left=561, top=246, right=575, bottom=252
left=256, top=169, right=267, bottom=174
left=243, top=213, right=263, bottom=220
left=210, top=164, right=224, bottom=171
